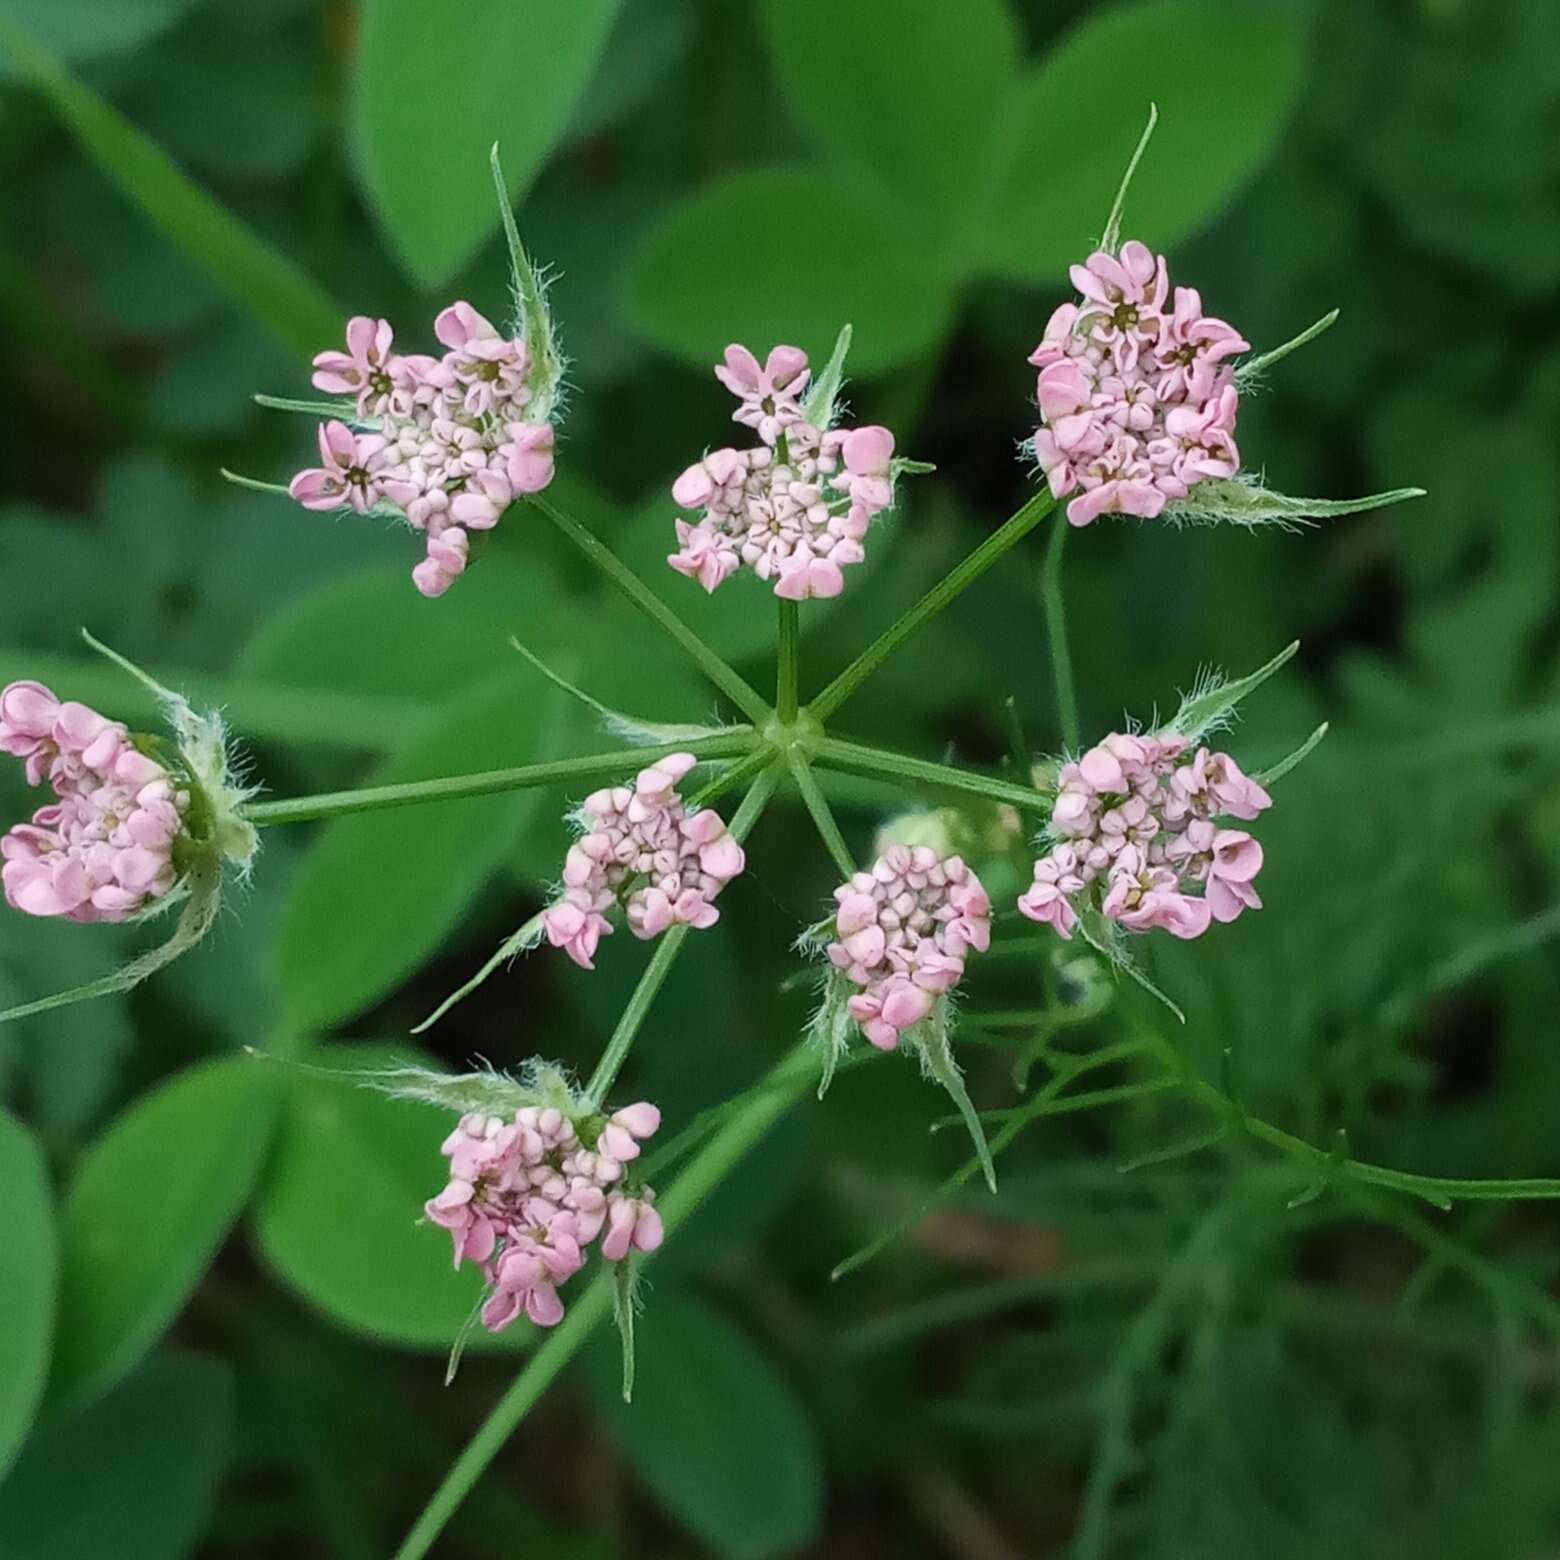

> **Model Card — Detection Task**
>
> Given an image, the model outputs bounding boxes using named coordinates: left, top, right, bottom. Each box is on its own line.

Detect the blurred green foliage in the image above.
left=1, top=0, right=1559, bottom=1556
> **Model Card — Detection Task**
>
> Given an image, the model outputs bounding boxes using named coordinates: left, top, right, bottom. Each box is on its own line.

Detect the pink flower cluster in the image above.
left=827, top=846, right=992, bottom=1051
left=1018, top=732, right=1272, bottom=942
left=1031, top=241, right=1249, bottom=526
left=290, top=308, right=556, bottom=597
left=669, top=344, right=898, bottom=600
left=426, top=1100, right=662, bottom=1332
left=1, top=682, right=187, bottom=923
left=542, top=753, right=745, bottom=970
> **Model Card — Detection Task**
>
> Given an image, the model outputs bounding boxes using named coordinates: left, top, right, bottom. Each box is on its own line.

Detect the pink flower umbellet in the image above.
left=425, top=1098, right=663, bottom=1334
left=826, top=846, right=992, bottom=1051
left=541, top=753, right=745, bottom=969
left=1031, top=240, right=1249, bottom=527
left=311, top=315, right=398, bottom=417
left=291, top=303, right=558, bottom=597
left=1017, top=732, right=1272, bottom=942
left=669, top=343, right=902, bottom=601
left=1, top=681, right=189, bottom=924
left=288, top=420, right=390, bottom=514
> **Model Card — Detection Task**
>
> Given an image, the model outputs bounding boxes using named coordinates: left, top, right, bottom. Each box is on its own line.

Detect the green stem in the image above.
left=529, top=495, right=772, bottom=725
left=1042, top=517, right=1079, bottom=751
left=583, top=764, right=780, bottom=1106
left=1145, top=1034, right=1560, bottom=1209
left=787, top=750, right=856, bottom=878
left=776, top=599, right=800, bottom=724
left=957, top=1076, right=1180, bottom=1129
left=832, top=1038, right=1152, bottom=1280
left=814, top=735, right=1054, bottom=814
left=242, top=732, right=756, bottom=827
left=392, top=1040, right=819, bottom=1560
left=583, top=928, right=692, bottom=1107
left=810, top=491, right=1056, bottom=721
left=688, top=744, right=779, bottom=810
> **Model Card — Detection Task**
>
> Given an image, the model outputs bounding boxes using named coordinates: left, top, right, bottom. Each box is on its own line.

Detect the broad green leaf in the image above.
left=0, top=16, right=341, bottom=357
left=272, top=669, right=563, bottom=1031
left=252, top=1043, right=527, bottom=1350
left=626, top=169, right=958, bottom=377
left=48, top=1057, right=279, bottom=1410
left=566, top=0, right=693, bottom=143
left=583, top=1289, right=823, bottom=1559
left=0, top=0, right=195, bottom=77
left=237, top=553, right=567, bottom=703
left=977, top=0, right=1306, bottom=282
left=353, top=0, right=621, bottom=288
left=760, top=0, right=1018, bottom=236
left=0, top=647, right=424, bottom=753
left=117, top=8, right=318, bottom=179
left=0, top=1352, right=232, bottom=1560
left=0, top=913, right=135, bottom=1136
left=0, top=1109, right=55, bottom=1479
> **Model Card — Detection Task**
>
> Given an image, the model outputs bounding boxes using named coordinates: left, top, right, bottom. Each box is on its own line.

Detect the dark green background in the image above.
left=2, top=0, right=1559, bottom=1555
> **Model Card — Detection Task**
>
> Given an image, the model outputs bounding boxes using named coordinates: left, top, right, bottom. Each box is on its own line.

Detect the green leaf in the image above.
left=116, top=7, right=318, bottom=179
left=252, top=1043, right=528, bottom=1350
left=48, top=1057, right=279, bottom=1410
left=759, top=0, right=1018, bottom=235
left=0, top=15, right=341, bottom=357
left=0, top=0, right=196, bottom=78
left=583, top=1290, right=823, bottom=1559
left=353, top=0, right=621, bottom=287
left=0, top=1109, right=55, bottom=1479
left=626, top=169, right=957, bottom=377
left=237, top=553, right=567, bottom=703
left=272, top=669, right=562, bottom=1031
left=0, top=647, right=424, bottom=753
left=0, top=1352, right=233, bottom=1560
left=977, top=0, right=1306, bottom=281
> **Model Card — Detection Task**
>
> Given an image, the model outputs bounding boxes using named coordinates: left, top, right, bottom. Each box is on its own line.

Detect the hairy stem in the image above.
left=242, top=733, right=756, bottom=827
left=688, top=743, right=780, bottom=810
left=787, top=750, right=856, bottom=878
left=1042, top=517, right=1079, bottom=751
left=529, top=494, right=772, bottom=724
left=584, top=764, right=781, bottom=1105
left=814, top=735, right=1054, bottom=814
left=776, top=599, right=800, bottom=725
left=583, top=929, right=692, bottom=1108
left=393, top=1039, right=819, bottom=1560
left=810, top=491, right=1057, bottom=721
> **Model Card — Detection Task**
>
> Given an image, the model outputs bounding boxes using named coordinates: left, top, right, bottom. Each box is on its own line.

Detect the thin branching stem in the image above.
left=787, top=749, right=855, bottom=878
left=584, top=763, right=781, bottom=1105
left=813, top=735, right=1054, bottom=814
left=688, top=743, right=780, bottom=810
left=529, top=494, right=772, bottom=724
left=810, top=491, right=1056, bottom=721
left=776, top=598, right=800, bottom=725
left=831, top=1038, right=1155, bottom=1280
left=582, top=927, right=693, bottom=1108
left=1140, top=1032, right=1560, bottom=1209
left=241, top=732, right=757, bottom=826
